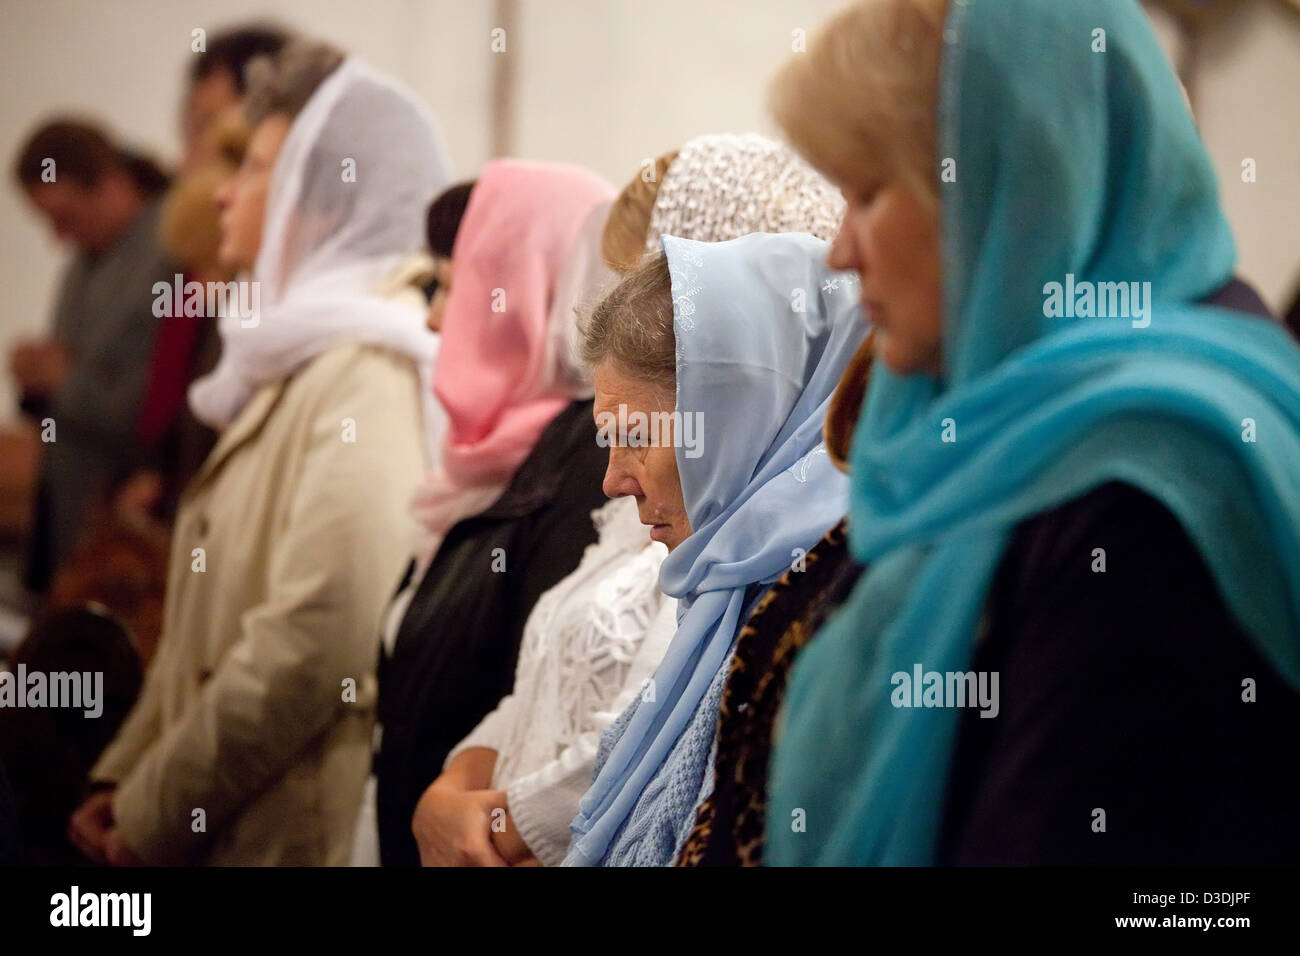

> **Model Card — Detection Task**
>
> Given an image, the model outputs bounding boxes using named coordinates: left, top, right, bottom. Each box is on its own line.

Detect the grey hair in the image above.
left=243, top=40, right=345, bottom=128
left=581, top=251, right=676, bottom=398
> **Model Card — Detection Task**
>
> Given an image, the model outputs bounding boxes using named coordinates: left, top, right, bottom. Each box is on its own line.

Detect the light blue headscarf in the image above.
left=565, top=231, right=868, bottom=865
left=768, top=0, right=1300, bottom=866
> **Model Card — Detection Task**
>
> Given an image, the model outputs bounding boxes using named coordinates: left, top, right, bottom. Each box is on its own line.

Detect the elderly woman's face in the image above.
left=593, top=361, right=691, bottom=550
left=214, top=113, right=291, bottom=272
left=828, top=182, right=943, bottom=376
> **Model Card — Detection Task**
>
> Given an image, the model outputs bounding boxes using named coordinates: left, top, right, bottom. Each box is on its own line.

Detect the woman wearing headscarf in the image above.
left=767, top=0, right=1300, bottom=866
left=561, top=231, right=867, bottom=867
left=411, top=136, right=848, bottom=867
left=68, top=42, right=451, bottom=866
left=373, top=160, right=616, bottom=868
left=684, top=0, right=1286, bottom=870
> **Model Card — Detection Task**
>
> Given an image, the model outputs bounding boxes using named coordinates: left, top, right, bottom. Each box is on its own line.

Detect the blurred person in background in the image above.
left=108, top=21, right=291, bottom=518
left=68, top=41, right=450, bottom=866
left=9, top=119, right=175, bottom=593
left=37, top=112, right=255, bottom=672
left=180, top=23, right=290, bottom=173
left=121, top=21, right=291, bottom=517
left=370, top=160, right=614, bottom=867
left=418, top=180, right=474, bottom=332
left=115, top=107, right=253, bottom=525
left=0, top=606, right=143, bottom=865
left=19, top=46, right=264, bottom=678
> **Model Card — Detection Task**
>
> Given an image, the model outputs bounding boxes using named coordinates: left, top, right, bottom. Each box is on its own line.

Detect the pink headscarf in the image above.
left=410, top=159, right=615, bottom=559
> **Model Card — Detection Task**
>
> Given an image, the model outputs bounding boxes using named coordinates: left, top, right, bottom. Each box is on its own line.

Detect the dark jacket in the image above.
left=375, top=399, right=610, bottom=866
left=0, top=761, right=22, bottom=866
left=938, top=480, right=1300, bottom=864
left=937, top=279, right=1300, bottom=865
left=25, top=198, right=174, bottom=591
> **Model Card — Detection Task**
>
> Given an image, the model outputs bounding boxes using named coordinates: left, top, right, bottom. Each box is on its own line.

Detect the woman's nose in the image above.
left=601, top=453, right=638, bottom=500
left=827, top=220, right=856, bottom=272
left=601, top=461, right=624, bottom=499
left=425, top=298, right=443, bottom=333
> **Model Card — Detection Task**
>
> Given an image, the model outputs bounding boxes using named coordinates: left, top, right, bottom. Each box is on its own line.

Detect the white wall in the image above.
left=1143, top=0, right=1300, bottom=314
left=2, top=0, right=1297, bottom=417
left=512, top=0, right=846, bottom=179
left=1195, top=0, right=1300, bottom=315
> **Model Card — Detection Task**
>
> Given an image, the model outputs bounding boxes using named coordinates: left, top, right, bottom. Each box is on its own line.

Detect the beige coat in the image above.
left=92, top=336, right=426, bottom=865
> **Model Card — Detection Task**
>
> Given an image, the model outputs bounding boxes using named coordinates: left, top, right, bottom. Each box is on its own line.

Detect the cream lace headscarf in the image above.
left=645, top=132, right=844, bottom=248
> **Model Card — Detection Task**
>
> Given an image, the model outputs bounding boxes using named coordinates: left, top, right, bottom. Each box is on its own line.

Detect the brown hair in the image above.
left=192, top=23, right=292, bottom=93
left=769, top=0, right=947, bottom=211
left=581, top=251, right=676, bottom=397
left=824, top=330, right=875, bottom=470
left=13, top=119, right=169, bottom=196
left=425, top=181, right=477, bottom=259
left=601, top=150, right=679, bottom=274
left=242, top=40, right=345, bottom=128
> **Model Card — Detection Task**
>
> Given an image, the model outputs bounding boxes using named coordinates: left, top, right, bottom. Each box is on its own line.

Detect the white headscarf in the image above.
left=189, top=58, right=452, bottom=463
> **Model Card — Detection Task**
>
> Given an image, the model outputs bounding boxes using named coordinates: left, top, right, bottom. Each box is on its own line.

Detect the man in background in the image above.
left=7, top=24, right=292, bottom=593
left=181, top=23, right=289, bottom=171
left=10, top=120, right=175, bottom=591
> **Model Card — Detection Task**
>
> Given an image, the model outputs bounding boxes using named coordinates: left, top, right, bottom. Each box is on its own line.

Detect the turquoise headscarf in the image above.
left=767, top=0, right=1300, bottom=866
left=566, top=232, right=866, bottom=865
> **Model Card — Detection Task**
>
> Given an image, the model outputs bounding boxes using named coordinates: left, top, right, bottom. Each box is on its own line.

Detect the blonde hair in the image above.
left=601, top=149, right=678, bottom=273
left=769, top=0, right=947, bottom=211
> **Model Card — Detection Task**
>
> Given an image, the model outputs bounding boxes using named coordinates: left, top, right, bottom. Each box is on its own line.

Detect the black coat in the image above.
left=937, top=279, right=1300, bottom=864
left=0, top=761, right=22, bottom=866
left=938, top=479, right=1300, bottom=864
left=375, top=399, right=610, bottom=866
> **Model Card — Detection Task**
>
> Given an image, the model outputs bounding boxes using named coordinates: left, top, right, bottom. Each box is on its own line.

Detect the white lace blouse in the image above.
left=443, top=496, right=677, bottom=866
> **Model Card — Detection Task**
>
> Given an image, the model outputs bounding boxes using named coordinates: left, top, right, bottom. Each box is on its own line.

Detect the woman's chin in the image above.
left=876, top=335, right=935, bottom=378
left=650, top=523, right=683, bottom=550
left=216, top=245, right=246, bottom=275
